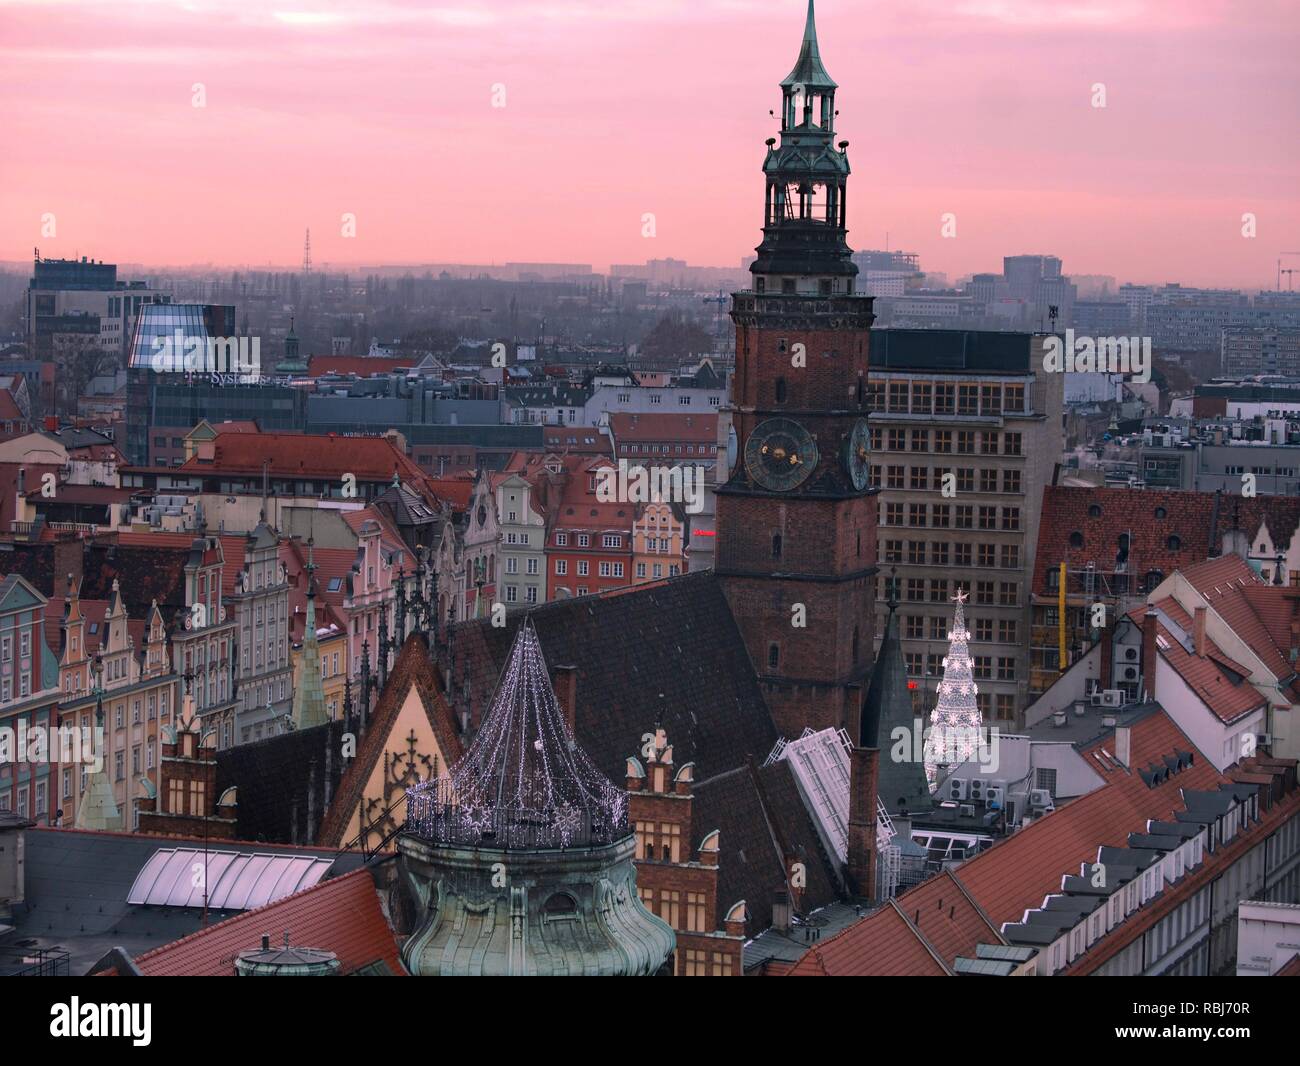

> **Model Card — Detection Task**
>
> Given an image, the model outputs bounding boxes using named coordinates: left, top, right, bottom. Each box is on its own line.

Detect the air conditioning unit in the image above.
left=1256, top=733, right=1272, bottom=748
left=1090, top=691, right=1106, bottom=706
left=1098, top=689, right=1123, bottom=708
left=948, top=778, right=968, bottom=801
left=959, top=804, right=976, bottom=818
left=1030, top=789, right=1053, bottom=808
left=967, top=778, right=984, bottom=801
left=986, top=785, right=1005, bottom=810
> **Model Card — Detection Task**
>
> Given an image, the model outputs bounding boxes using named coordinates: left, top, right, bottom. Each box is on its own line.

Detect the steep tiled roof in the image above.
left=952, top=708, right=1226, bottom=928
left=608, top=412, right=718, bottom=444
left=126, top=867, right=404, bottom=977
left=1180, top=554, right=1294, bottom=681
left=1277, top=953, right=1300, bottom=977
left=181, top=431, right=424, bottom=483
left=785, top=869, right=1002, bottom=976
left=424, top=477, right=474, bottom=512
left=215, top=720, right=350, bottom=844
left=893, top=870, right=1003, bottom=968
left=442, top=570, right=779, bottom=783
left=1129, top=600, right=1268, bottom=724
left=317, top=634, right=464, bottom=848
left=1031, top=485, right=1300, bottom=595
left=787, top=901, right=948, bottom=976
left=691, top=762, right=840, bottom=936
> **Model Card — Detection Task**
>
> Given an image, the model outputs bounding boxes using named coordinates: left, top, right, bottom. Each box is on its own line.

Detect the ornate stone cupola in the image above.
left=399, top=620, right=674, bottom=975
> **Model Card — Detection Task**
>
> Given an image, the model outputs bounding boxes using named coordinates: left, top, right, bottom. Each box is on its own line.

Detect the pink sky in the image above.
left=1, top=0, right=1297, bottom=288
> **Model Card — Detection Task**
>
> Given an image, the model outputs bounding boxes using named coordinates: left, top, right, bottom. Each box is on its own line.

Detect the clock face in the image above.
left=744, top=417, right=819, bottom=492
left=844, top=418, right=870, bottom=491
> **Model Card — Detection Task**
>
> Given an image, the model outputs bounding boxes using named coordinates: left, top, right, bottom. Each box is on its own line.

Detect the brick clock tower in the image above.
left=717, top=0, right=878, bottom=741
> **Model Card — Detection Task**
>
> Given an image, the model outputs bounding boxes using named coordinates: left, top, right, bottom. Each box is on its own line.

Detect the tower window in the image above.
left=772, top=534, right=783, bottom=560
left=775, top=377, right=787, bottom=403
left=819, top=279, right=832, bottom=295
left=782, top=278, right=796, bottom=294
left=852, top=626, right=860, bottom=663
left=768, top=643, right=780, bottom=669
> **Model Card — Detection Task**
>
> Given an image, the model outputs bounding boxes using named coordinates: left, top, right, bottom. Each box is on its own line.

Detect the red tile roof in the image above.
left=787, top=901, right=948, bottom=976
left=1277, top=953, right=1300, bottom=977
left=953, top=709, right=1226, bottom=929
left=1180, top=555, right=1294, bottom=681
left=181, top=431, right=423, bottom=483
left=126, top=866, right=404, bottom=976
left=1031, top=485, right=1300, bottom=596
left=1131, top=600, right=1268, bottom=724
left=542, top=426, right=611, bottom=454
left=307, top=356, right=416, bottom=378
left=608, top=412, right=718, bottom=444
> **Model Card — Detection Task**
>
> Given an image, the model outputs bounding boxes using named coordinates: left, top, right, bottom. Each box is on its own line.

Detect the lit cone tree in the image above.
left=923, top=590, right=983, bottom=789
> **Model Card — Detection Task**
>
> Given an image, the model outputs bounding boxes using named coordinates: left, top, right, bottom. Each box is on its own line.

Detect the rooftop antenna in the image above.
left=302, top=228, right=312, bottom=276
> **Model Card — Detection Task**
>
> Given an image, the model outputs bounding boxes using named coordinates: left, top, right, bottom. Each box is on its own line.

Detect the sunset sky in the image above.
left=1, top=0, right=1296, bottom=288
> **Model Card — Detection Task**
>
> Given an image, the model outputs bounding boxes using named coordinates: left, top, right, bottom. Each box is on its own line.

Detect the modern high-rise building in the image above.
left=26, top=254, right=170, bottom=359
left=866, top=329, right=1065, bottom=725
left=124, top=303, right=305, bottom=466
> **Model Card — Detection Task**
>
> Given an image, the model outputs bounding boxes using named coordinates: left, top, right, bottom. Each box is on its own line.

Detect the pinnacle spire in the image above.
left=782, top=0, right=837, bottom=89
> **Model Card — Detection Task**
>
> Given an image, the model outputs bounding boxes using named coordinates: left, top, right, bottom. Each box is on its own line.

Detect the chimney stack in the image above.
left=1193, top=605, right=1207, bottom=657
left=552, top=665, right=578, bottom=737
left=1142, top=608, right=1159, bottom=701
left=847, top=746, right=880, bottom=902
left=1114, top=724, right=1131, bottom=769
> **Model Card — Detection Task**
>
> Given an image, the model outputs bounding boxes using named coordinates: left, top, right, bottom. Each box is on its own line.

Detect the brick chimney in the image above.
left=1142, top=608, right=1159, bottom=701
left=551, top=664, right=577, bottom=736
left=846, top=746, right=880, bottom=902
left=54, top=534, right=83, bottom=592
left=1193, top=605, right=1207, bottom=657
left=1100, top=623, right=1114, bottom=690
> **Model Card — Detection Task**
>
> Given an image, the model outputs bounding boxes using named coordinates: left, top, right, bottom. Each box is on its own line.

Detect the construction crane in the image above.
left=1278, top=253, right=1300, bottom=291
left=702, top=289, right=728, bottom=336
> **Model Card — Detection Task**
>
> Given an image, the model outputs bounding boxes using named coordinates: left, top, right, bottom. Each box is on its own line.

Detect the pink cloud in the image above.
left=0, top=0, right=1296, bottom=287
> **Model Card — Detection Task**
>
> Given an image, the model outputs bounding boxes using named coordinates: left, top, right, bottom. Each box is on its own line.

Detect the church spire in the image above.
left=750, top=0, right=855, bottom=284
left=861, top=597, right=933, bottom=817
left=291, top=537, right=328, bottom=730
left=782, top=0, right=837, bottom=91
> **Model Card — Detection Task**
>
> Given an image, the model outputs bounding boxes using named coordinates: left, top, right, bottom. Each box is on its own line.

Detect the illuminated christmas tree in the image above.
left=923, top=590, right=984, bottom=788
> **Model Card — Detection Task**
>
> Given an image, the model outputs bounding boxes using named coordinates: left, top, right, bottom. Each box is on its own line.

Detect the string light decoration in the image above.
left=923, top=590, right=984, bottom=789
left=406, top=619, right=628, bottom=849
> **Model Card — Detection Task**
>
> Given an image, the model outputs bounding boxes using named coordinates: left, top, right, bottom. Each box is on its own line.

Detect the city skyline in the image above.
left=2, top=0, right=1297, bottom=289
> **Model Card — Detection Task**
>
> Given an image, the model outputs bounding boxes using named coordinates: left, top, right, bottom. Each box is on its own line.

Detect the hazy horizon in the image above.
left=3, top=0, right=1297, bottom=291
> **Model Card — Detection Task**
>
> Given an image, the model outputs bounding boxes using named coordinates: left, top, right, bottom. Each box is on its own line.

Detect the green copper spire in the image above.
left=782, top=0, right=837, bottom=90
left=861, top=595, right=933, bottom=818
left=291, top=538, right=329, bottom=730
left=76, top=662, right=123, bottom=831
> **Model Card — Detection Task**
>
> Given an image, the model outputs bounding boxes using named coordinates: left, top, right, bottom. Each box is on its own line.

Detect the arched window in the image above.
left=768, top=643, right=780, bottom=669
left=775, top=377, right=787, bottom=403
left=772, top=534, right=783, bottom=560
left=544, top=893, right=577, bottom=917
